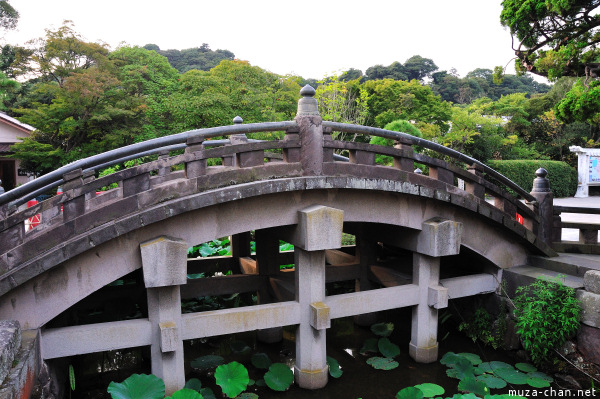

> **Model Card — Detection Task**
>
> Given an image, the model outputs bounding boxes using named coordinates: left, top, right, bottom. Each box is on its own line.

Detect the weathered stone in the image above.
left=309, top=301, right=330, bottom=330
left=576, top=289, right=600, bottom=328
left=584, top=270, right=600, bottom=294
left=577, top=324, right=600, bottom=365
left=140, top=236, right=188, bottom=288
left=287, top=205, right=344, bottom=251
left=0, top=320, right=20, bottom=384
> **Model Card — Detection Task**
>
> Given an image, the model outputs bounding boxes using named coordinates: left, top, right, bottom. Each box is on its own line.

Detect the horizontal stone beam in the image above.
left=41, top=319, right=152, bottom=359
left=181, top=274, right=266, bottom=299
left=182, top=301, right=301, bottom=340
left=325, top=284, right=420, bottom=319
left=440, top=274, right=497, bottom=299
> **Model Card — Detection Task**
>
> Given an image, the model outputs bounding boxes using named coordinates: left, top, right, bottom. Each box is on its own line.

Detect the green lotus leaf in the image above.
left=264, top=363, right=294, bottom=391
left=360, top=338, right=379, bottom=355
left=198, top=388, right=215, bottom=399
left=527, top=376, right=551, bottom=388
left=476, top=374, right=507, bottom=389
left=107, top=374, right=165, bottom=399
left=395, top=386, right=424, bottom=399
left=184, top=378, right=202, bottom=392
left=167, top=389, right=203, bottom=399
left=191, top=355, right=225, bottom=370
left=414, top=383, right=444, bottom=397
left=458, top=377, right=490, bottom=396
left=371, top=322, right=394, bottom=337
left=478, top=361, right=513, bottom=373
left=251, top=353, right=271, bottom=369
left=457, top=352, right=482, bottom=366
left=378, top=337, right=401, bottom=358
left=527, top=371, right=553, bottom=382
left=493, top=368, right=528, bottom=385
left=327, top=356, right=343, bottom=378
left=440, top=352, right=461, bottom=366
left=215, top=361, right=249, bottom=398
left=515, top=362, right=537, bottom=373
left=230, top=340, right=251, bottom=354
left=366, top=356, right=399, bottom=370
left=448, top=358, right=476, bottom=380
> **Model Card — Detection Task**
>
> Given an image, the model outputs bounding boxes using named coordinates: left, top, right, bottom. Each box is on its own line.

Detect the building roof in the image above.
left=0, top=112, right=35, bottom=133
left=0, top=143, right=12, bottom=154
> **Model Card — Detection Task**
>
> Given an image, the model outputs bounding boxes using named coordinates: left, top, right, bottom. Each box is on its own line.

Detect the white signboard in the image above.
left=590, top=156, right=600, bottom=183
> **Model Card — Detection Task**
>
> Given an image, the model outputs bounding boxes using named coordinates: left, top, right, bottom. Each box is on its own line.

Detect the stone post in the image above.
left=140, top=236, right=188, bottom=395
left=296, top=85, right=323, bottom=176
left=530, top=168, right=554, bottom=247
left=285, top=205, right=343, bottom=389
left=408, top=218, right=459, bottom=363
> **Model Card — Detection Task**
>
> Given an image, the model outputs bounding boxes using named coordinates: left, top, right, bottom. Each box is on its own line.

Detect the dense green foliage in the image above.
left=144, top=43, right=235, bottom=73
left=487, top=160, right=577, bottom=197
left=513, top=277, right=581, bottom=366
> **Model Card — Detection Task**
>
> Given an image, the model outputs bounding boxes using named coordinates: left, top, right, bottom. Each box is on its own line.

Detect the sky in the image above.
left=2, top=0, right=524, bottom=80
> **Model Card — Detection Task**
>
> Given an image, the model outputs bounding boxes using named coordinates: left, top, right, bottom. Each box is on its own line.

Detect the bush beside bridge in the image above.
left=487, top=160, right=577, bottom=198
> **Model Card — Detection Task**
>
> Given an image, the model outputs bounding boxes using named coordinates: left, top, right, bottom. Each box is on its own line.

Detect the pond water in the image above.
left=72, top=307, right=526, bottom=398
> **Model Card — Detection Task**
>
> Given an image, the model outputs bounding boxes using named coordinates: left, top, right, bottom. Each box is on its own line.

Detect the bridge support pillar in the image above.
left=408, top=218, right=458, bottom=363
left=287, top=205, right=343, bottom=389
left=255, top=229, right=283, bottom=344
left=409, top=253, right=441, bottom=363
left=140, top=236, right=187, bottom=395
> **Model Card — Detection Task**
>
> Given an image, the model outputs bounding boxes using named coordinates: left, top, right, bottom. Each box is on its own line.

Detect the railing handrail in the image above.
left=0, top=121, right=297, bottom=207
left=322, top=121, right=536, bottom=202
left=1, top=118, right=535, bottom=209
left=554, top=206, right=600, bottom=215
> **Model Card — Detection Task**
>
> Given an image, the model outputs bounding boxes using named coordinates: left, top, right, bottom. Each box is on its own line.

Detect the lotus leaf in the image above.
left=476, top=374, right=507, bottom=389
left=378, top=337, right=401, bottom=358
left=107, top=374, right=165, bottom=399
left=366, top=356, right=399, bottom=370
left=360, top=338, right=379, bottom=354
left=251, top=353, right=271, bottom=369
left=527, top=371, right=553, bottom=382
left=184, top=378, right=202, bottom=392
left=515, top=363, right=537, bottom=373
left=526, top=376, right=551, bottom=388
left=236, top=394, right=259, bottom=399
left=478, top=361, right=513, bottom=373
left=458, top=377, right=490, bottom=396
left=264, top=363, right=294, bottom=391
left=446, top=358, right=475, bottom=380
left=327, top=356, right=343, bottom=378
left=395, top=386, right=424, bottom=399
left=371, top=322, right=394, bottom=337
left=191, top=355, right=225, bottom=370
left=414, top=383, right=444, bottom=397
left=215, top=361, right=249, bottom=398
left=199, top=388, right=216, bottom=399
left=167, top=389, right=203, bottom=399
left=493, top=368, right=528, bottom=385
left=440, top=352, right=462, bottom=367
left=457, top=352, right=482, bottom=366
left=230, top=340, right=251, bottom=354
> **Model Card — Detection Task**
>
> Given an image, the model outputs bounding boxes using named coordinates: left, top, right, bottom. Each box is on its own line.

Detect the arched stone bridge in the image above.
left=0, top=86, right=560, bottom=394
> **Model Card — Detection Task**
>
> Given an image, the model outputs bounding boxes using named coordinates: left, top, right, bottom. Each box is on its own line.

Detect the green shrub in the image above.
left=513, top=276, right=581, bottom=366
left=487, top=159, right=577, bottom=198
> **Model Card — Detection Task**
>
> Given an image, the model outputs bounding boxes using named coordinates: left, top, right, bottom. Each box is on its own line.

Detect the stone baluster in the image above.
left=429, top=166, right=454, bottom=185
left=62, top=169, right=85, bottom=222
left=231, top=116, right=264, bottom=168
left=530, top=168, right=554, bottom=246
left=465, top=163, right=485, bottom=199
left=296, top=85, right=323, bottom=176
left=157, top=150, right=170, bottom=176
left=393, top=138, right=414, bottom=172
left=185, top=136, right=206, bottom=179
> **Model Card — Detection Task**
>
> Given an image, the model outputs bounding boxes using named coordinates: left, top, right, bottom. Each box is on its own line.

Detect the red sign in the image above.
left=516, top=213, right=524, bottom=225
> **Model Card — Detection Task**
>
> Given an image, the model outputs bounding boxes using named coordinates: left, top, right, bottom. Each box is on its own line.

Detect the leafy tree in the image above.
left=12, top=21, right=110, bottom=87
left=339, top=68, right=364, bottom=82
left=166, top=60, right=300, bottom=132
left=148, top=43, right=235, bottom=73
left=315, top=76, right=367, bottom=136
left=500, top=0, right=600, bottom=81
left=403, top=55, right=438, bottom=81
left=0, top=0, right=18, bottom=30
left=361, top=78, right=452, bottom=129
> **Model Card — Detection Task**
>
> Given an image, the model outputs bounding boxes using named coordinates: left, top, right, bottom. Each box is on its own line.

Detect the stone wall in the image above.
left=576, top=270, right=600, bottom=365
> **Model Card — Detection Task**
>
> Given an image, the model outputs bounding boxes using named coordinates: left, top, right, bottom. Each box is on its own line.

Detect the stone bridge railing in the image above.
left=0, top=85, right=555, bottom=294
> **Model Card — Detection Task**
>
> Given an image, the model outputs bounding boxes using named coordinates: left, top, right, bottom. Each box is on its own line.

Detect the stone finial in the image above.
left=414, top=168, right=423, bottom=175
left=233, top=116, right=243, bottom=124
left=297, top=85, right=319, bottom=116
left=532, top=168, right=551, bottom=193
left=0, top=178, right=4, bottom=195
